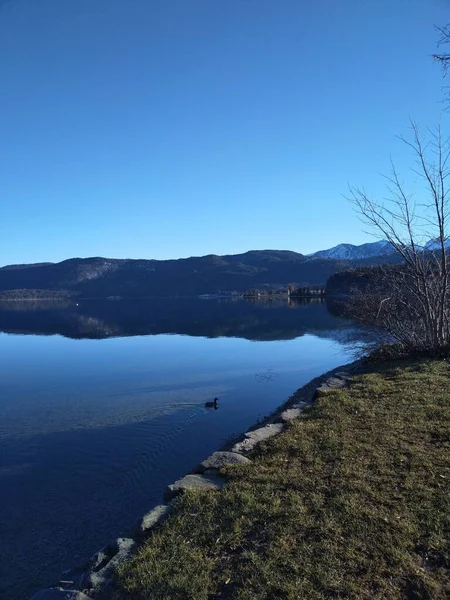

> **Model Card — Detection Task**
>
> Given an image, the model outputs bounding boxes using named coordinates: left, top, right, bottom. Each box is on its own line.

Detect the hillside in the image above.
left=0, top=250, right=401, bottom=299
left=309, top=240, right=393, bottom=260
left=326, top=267, right=383, bottom=295
left=326, top=263, right=404, bottom=296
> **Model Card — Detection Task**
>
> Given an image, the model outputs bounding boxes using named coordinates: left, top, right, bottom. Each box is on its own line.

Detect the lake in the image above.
left=0, top=297, right=352, bottom=600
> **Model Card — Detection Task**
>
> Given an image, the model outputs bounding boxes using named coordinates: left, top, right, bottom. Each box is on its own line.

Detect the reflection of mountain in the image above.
left=0, top=298, right=350, bottom=342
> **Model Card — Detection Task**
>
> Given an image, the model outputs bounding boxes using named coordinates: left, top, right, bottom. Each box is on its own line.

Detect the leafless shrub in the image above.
left=347, top=121, right=450, bottom=358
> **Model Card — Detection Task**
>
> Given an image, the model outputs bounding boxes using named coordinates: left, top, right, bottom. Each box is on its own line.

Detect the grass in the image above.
left=116, top=360, right=450, bottom=600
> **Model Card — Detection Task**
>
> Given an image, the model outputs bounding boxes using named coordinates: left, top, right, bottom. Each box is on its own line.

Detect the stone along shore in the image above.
left=30, top=364, right=358, bottom=600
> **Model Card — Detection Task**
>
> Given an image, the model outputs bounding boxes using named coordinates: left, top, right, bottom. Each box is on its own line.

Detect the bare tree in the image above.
left=347, top=121, right=450, bottom=356
left=434, top=25, right=450, bottom=75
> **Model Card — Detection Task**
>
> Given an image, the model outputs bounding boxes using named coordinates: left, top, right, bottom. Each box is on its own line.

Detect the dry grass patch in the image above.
left=117, top=360, right=450, bottom=600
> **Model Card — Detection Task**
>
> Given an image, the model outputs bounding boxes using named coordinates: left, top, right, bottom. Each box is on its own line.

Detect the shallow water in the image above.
left=0, top=298, right=351, bottom=599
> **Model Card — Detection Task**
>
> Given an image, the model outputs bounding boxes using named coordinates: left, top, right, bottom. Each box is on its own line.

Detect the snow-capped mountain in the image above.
left=309, top=240, right=394, bottom=261
left=424, top=238, right=450, bottom=251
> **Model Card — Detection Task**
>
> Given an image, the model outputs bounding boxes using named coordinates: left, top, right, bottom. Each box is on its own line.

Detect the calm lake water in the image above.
left=0, top=297, right=352, bottom=600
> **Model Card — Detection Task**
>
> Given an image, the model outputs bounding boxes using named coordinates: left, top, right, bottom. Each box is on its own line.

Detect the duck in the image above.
left=205, top=397, right=218, bottom=409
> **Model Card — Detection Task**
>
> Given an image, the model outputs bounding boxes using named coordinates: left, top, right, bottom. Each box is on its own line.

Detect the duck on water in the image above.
left=205, top=397, right=218, bottom=409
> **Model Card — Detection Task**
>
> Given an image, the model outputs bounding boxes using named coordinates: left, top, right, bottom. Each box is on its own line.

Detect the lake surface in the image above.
left=0, top=297, right=352, bottom=600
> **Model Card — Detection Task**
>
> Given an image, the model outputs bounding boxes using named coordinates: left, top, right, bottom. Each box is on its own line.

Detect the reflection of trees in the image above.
left=0, top=298, right=351, bottom=342
left=243, top=296, right=325, bottom=308
left=0, top=300, right=72, bottom=311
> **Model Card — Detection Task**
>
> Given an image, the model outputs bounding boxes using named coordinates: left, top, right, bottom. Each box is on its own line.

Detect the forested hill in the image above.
left=0, top=250, right=401, bottom=298
left=326, top=265, right=403, bottom=295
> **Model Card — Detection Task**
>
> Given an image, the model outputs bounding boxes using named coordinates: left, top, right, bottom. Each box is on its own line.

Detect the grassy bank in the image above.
left=117, top=360, right=450, bottom=600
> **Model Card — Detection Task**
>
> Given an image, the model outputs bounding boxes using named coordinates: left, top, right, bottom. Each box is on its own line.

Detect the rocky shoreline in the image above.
left=30, top=360, right=362, bottom=600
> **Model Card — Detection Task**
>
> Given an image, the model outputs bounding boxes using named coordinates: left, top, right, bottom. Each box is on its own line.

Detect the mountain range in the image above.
left=308, top=240, right=393, bottom=260
left=0, top=242, right=401, bottom=298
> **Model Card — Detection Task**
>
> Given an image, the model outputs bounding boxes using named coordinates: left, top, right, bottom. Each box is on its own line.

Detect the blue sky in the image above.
left=1, top=0, right=449, bottom=265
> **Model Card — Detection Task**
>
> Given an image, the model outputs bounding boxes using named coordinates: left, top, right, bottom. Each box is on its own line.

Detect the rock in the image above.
left=315, top=376, right=349, bottom=396
left=60, top=538, right=118, bottom=589
left=334, top=371, right=352, bottom=380
left=30, top=589, right=94, bottom=600
left=194, top=451, right=251, bottom=473
left=60, top=549, right=109, bottom=590
left=131, top=504, right=172, bottom=538
left=247, top=423, right=284, bottom=442
left=292, top=401, right=310, bottom=409
left=280, top=408, right=301, bottom=422
left=232, top=423, right=284, bottom=453
left=231, top=439, right=255, bottom=453
left=326, top=376, right=348, bottom=388
left=315, top=384, right=334, bottom=394
left=78, top=537, right=136, bottom=595
left=164, top=472, right=225, bottom=502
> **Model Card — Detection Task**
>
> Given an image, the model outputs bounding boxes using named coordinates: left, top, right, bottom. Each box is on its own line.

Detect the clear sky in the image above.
left=1, top=0, right=449, bottom=266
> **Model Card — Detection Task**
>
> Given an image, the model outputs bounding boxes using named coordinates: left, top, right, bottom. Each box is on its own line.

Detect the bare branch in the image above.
left=348, top=122, right=450, bottom=356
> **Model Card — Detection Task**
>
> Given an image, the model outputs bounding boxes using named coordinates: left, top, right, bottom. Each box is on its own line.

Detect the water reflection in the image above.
left=0, top=298, right=352, bottom=600
left=0, top=297, right=348, bottom=341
